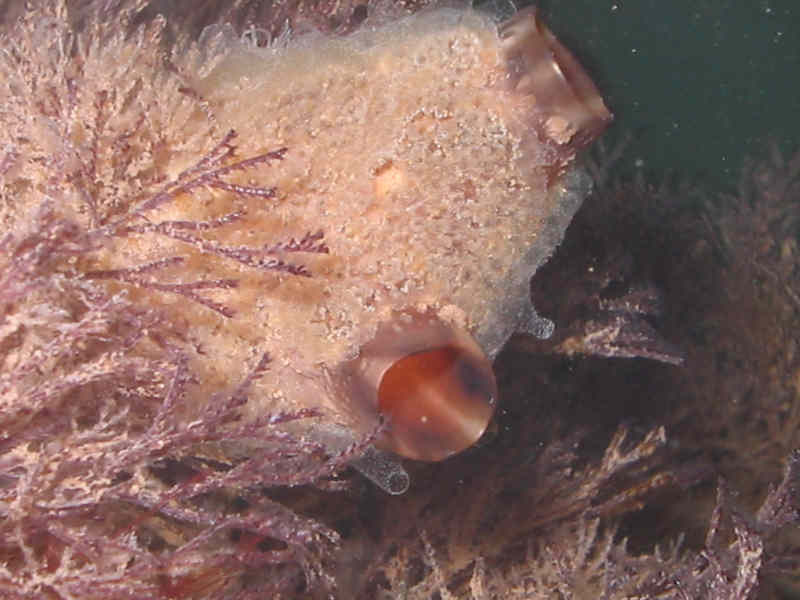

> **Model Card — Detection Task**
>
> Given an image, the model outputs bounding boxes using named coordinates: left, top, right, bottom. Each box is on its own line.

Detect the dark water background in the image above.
left=530, top=0, right=799, bottom=190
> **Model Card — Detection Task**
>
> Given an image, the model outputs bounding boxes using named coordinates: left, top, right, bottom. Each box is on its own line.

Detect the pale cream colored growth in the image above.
left=0, top=5, right=593, bottom=442
left=171, top=9, right=589, bottom=428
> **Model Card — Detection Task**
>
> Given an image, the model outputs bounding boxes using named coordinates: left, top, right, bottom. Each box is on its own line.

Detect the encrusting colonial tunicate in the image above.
left=1, top=3, right=610, bottom=494
left=186, top=5, right=610, bottom=491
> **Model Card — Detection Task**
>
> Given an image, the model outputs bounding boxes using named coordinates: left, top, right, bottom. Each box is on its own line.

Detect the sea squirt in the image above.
left=18, top=5, right=610, bottom=493
left=184, top=5, right=610, bottom=489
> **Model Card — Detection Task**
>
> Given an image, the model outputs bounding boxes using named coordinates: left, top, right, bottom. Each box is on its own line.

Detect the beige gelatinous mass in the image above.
left=0, top=4, right=609, bottom=460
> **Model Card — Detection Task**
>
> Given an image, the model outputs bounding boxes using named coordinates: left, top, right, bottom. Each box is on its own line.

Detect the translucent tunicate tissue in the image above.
left=350, top=445, right=411, bottom=495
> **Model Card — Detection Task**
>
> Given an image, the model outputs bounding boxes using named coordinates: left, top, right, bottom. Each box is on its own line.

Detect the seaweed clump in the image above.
left=336, top=140, right=800, bottom=598
left=1, top=1, right=799, bottom=599
left=0, top=2, right=356, bottom=597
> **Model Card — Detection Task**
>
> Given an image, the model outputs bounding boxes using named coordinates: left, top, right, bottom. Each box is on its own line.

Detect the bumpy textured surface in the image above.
left=180, top=9, right=592, bottom=431
left=1, top=5, right=594, bottom=445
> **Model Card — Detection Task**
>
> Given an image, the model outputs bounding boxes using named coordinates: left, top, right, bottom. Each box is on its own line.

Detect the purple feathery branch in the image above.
left=97, top=130, right=287, bottom=232
left=84, top=257, right=239, bottom=317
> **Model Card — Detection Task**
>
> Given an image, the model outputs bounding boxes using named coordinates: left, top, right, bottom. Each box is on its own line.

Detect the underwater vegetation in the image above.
left=0, top=1, right=799, bottom=599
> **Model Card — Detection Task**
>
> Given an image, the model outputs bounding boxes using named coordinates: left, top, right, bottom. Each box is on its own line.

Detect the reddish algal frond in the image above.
left=121, top=220, right=321, bottom=278
left=85, top=130, right=327, bottom=310
left=264, top=230, right=330, bottom=255
left=84, top=258, right=239, bottom=317
left=112, top=130, right=286, bottom=227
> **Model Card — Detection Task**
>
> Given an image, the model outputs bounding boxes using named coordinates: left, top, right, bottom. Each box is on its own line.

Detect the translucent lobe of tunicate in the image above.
left=72, top=6, right=612, bottom=474
left=181, top=6, right=611, bottom=466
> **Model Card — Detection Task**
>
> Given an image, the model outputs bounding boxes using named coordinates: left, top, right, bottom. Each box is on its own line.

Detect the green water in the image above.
left=532, top=0, right=800, bottom=188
